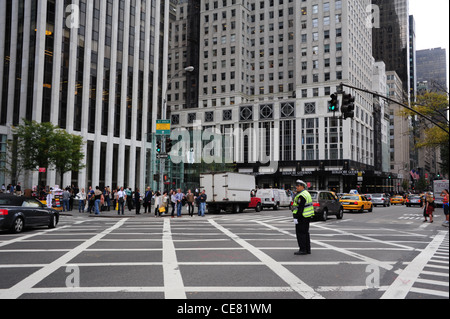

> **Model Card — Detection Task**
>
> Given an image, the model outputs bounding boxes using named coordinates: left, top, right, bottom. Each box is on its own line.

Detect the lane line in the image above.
left=162, top=218, right=186, bottom=299
left=381, top=230, right=448, bottom=299
left=0, top=219, right=128, bottom=299
left=209, top=219, right=324, bottom=299
left=256, top=220, right=394, bottom=271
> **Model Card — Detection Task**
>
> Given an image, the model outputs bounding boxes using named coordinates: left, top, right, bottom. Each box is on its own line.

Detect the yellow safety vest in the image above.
left=292, top=190, right=315, bottom=218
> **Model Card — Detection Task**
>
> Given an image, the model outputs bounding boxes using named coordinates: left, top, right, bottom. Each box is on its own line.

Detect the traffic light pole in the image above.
left=339, top=83, right=449, bottom=135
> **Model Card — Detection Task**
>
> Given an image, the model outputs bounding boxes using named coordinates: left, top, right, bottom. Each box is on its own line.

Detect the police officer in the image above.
left=292, top=180, right=315, bottom=255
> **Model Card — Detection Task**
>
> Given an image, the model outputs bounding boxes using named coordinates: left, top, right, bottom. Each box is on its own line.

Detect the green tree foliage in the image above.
left=10, top=120, right=85, bottom=185
left=401, top=92, right=449, bottom=176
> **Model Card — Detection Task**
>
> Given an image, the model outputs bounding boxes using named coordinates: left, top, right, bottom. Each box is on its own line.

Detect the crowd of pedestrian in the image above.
left=56, top=185, right=209, bottom=218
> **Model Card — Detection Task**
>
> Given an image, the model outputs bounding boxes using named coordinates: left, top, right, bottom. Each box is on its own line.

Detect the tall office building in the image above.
left=372, top=0, right=410, bottom=97
left=169, top=0, right=392, bottom=192
left=416, top=47, right=448, bottom=93
left=0, top=0, right=170, bottom=190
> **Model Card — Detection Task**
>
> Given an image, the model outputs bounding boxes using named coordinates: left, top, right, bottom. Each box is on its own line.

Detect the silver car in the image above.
left=309, top=191, right=344, bottom=221
left=371, top=193, right=390, bottom=207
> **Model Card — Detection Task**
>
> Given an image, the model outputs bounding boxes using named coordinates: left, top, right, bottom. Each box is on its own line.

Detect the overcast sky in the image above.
left=409, top=0, right=449, bottom=88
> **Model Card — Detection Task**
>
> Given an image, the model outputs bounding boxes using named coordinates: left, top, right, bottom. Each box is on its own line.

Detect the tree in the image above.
left=10, top=120, right=85, bottom=186
left=12, top=120, right=57, bottom=172
left=52, top=129, right=85, bottom=186
left=400, top=92, right=450, bottom=176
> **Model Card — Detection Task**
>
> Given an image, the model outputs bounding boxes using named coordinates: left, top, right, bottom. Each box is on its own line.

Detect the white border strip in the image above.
left=209, top=219, right=324, bottom=299
left=0, top=219, right=128, bottom=299
left=162, top=219, right=186, bottom=299
left=381, top=231, right=448, bottom=299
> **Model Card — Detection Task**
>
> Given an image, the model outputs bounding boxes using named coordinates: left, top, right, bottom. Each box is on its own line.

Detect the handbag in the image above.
left=159, top=206, right=166, bottom=213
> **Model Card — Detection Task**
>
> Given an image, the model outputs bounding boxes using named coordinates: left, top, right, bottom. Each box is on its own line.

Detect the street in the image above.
left=0, top=204, right=448, bottom=300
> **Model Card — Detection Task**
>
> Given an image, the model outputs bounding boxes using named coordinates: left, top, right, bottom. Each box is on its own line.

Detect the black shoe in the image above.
left=294, top=251, right=308, bottom=255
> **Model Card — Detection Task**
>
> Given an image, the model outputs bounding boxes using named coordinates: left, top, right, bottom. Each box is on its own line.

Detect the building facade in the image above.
left=169, top=0, right=393, bottom=193
left=0, top=0, right=170, bottom=190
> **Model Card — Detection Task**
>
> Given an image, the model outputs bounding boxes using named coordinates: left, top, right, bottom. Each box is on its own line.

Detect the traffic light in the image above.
left=341, top=93, right=355, bottom=119
left=156, top=140, right=162, bottom=153
left=328, top=94, right=339, bottom=112
left=153, top=174, right=160, bottom=182
left=166, top=138, right=173, bottom=154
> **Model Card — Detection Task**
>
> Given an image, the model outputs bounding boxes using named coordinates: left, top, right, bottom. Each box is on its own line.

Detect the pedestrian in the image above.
left=126, top=187, right=133, bottom=211
left=135, top=188, right=141, bottom=215
left=423, top=192, right=435, bottom=223
left=46, top=188, right=54, bottom=209
left=62, top=187, right=71, bottom=212
left=154, top=192, right=162, bottom=217
left=76, top=188, right=86, bottom=213
left=198, top=190, right=207, bottom=217
left=170, top=190, right=177, bottom=218
left=186, top=189, right=195, bottom=217
left=104, top=186, right=111, bottom=211
left=87, top=186, right=95, bottom=214
left=441, top=189, right=449, bottom=227
left=291, top=180, right=315, bottom=255
left=175, top=188, right=184, bottom=217
left=117, top=187, right=126, bottom=215
left=144, top=187, right=152, bottom=213
left=162, top=191, right=169, bottom=215
left=94, top=186, right=102, bottom=215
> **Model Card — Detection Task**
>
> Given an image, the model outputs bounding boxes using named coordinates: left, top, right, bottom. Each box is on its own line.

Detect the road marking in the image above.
left=0, top=226, right=71, bottom=248
left=209, top=219, right=324, bottom=299
left=162, top=218, right=186, bottom=299
left=381, top=231, right=448, bottom=299
left=0, top=219, right=128, bottom=300
left=256, top=220, right=395, bottom=271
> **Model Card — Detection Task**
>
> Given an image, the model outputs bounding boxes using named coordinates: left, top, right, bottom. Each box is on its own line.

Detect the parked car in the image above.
left=405, top=195, right=422, bottom=207
left=256, top=189, right=291, bottom=210
left=309, top=190, right=344, bottom=221
left=0, top=195, right=59, bottom=233
left=340, top=194, right=373, bottom=213
left=370, top=193, right=390, bottom=207
left=390, top=195, right=405, bottom=205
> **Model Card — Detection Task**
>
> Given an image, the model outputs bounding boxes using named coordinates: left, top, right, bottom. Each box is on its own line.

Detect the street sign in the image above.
left=156, top=120, right=171, bottom=136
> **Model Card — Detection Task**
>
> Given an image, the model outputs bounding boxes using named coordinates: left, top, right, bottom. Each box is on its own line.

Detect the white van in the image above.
left=256, top=189, right=291, bottom=210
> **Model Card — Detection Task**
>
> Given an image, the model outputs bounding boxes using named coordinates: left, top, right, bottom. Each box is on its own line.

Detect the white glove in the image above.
left=294, top=219, right=299, bottom=225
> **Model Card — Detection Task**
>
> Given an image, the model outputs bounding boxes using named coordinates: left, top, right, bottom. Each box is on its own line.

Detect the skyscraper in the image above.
left=0, top=0, right=169, bottom=190
left=169, top=0, right=388, bottom=192
left=372, top=0, right=410, bottom=97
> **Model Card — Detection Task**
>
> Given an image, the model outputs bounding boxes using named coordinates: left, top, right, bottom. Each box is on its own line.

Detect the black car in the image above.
left=309, top=190, right=344, bottom=221
left=0, top=195, right=59, bottom=233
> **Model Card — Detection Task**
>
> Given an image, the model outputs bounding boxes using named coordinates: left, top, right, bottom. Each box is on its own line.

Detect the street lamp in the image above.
left=159, top=66, right=195, bottom=192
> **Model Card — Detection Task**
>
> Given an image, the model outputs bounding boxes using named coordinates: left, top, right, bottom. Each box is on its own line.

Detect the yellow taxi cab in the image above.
left=339, top=194, right=373, bottom=213
left=390, top=195, right=405, bottom=205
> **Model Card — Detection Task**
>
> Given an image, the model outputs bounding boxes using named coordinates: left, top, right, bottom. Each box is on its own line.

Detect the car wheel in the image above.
left=322, top=209, right=328, bottom=222
left=368, top=205, right=373, bottom=212
left=48, top=215, right=57, bottom=229
left=336, top=207, right=343, bottom=220
left=11, top=217, right=24, bottom=234
left=273, top=203, right=279, bottom=211
left=255, top=203, right=262, bottom=212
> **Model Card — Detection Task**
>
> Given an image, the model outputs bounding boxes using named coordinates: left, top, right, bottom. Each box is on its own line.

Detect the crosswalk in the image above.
left=408, top=232, right=449, bottom=298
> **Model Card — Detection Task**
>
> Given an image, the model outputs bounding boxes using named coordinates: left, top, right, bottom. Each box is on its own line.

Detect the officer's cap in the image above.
left=296, top=180, right=307, bottom=187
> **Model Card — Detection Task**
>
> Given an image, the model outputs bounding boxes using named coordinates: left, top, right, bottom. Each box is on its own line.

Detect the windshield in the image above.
left=372, top=194, right=383, bottom=198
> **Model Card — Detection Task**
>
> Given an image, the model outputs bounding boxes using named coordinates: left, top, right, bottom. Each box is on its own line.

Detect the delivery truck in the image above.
left=200, top=172, right=256, bottom=213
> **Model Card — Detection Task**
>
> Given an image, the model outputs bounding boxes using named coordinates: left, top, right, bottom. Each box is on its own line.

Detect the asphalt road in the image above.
left=0, top=204, right=448, bottom=301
